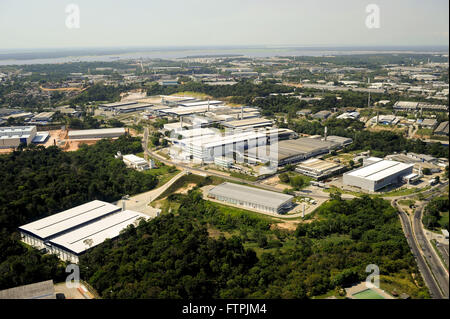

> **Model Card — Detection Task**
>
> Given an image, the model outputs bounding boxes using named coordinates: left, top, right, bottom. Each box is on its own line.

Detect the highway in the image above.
left=413, top=193, right=449, bottom=298
left=392, top=182, right=449, bottom=299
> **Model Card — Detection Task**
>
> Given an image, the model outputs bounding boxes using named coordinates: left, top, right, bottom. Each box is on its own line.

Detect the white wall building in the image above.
left=68, top=127, right=126, bottom=140
left=19, top=200, right=148, bottom=263
left=123, top=154, right=150, bottom=171
left=48, top=210, right=148, bottom=263
left=0, top=126, right=37, bottom=148
left=19, top=200, right=121, bottom=250
left=343, top=159, right=414, bottom=192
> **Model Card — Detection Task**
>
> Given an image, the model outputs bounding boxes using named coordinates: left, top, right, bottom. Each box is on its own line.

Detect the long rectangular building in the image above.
left=207, top=182, right=293, bottom=214
left=343, top=159, right=413, bottom=192
left=68, top=127, right=126, bottom=140
left=175, top=128, right=295, bottom=162
left=19, top=200, right=121, bottom=249
left=48, top=210, right=148, bottom=263
left=243, top=136, right=350, bottom=166
left=295, top=158, right=344, bottom=179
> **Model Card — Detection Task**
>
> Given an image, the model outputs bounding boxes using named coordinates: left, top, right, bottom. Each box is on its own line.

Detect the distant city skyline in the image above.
left=0, top=0, right=448, bottom=50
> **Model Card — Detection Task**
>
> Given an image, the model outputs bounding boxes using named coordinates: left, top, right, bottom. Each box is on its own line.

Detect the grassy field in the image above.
left=376, top=186, right=430, bottom=198
left=142, top=165, right=180, bottom=188
left=229, top=171, right=259, bottom=181
left=398, top=199, right=415, bottom=207
left=439, top=212, right=449, bottom=229
left=154, top=174, right=225, bottom=201
left=207, top=200, right=280, bottom=224
left=416, top=128, right=433, bottom=137
left=352, top=289, right=385, bottom=299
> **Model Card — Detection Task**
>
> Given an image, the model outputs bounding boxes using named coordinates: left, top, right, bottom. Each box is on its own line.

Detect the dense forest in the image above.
left=80, top=189, right=429, bottom=299
left=422, top=196, right=449, bottom=230
left=0, top=136, right=158, bottom=289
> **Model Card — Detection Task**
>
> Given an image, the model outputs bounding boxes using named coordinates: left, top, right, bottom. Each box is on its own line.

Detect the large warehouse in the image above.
left=19, top=200, right=147, bottom=263
left=0, top=126, right=37, bottom=148
left=19, top=200, right=121, bottom=249
left=207, top=182, right=294, bottom=214
left=295, top=158, right=344, bottom=179
left=343, top=158, right=414, bottom=192
left=177, top=128, right=295, bottom=162
left=68, top=127, right=126, bottom=140
left=243, top=136, right=350, bottom=166
left=48, top=210, right=148, bottom=263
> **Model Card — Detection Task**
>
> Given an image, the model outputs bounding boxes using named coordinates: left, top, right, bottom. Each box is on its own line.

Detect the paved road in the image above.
left=413, top=196, right=449, bottom=298
left=438, top=244, right=449, bottom=269
left=392, top=182, right=449, bottom=299
left=393, top=199, right=444, bottom=299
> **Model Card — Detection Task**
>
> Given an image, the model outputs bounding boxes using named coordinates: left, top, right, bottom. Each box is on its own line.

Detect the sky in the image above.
left=0, top=0, right=448, bottom=50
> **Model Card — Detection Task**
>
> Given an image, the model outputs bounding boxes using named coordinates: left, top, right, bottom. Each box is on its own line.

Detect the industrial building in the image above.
left=159, top=104, right=226, bottom=117
left=99, top=101, right=139, bottom=111
left=370, top=114, right=400, bottom=125
left=434, top=121, right=449, bottom=136
left=18, top=200, right=148, bottom=263
left=48, top=210, right=148, bottom=263
left=99, top=101, right=152, bottom=113
left=214, top=156, right=233, bottom=168
left=243, top=136, right=351, bottom=166
left=175, top=128, right=295, bottom=162
left=122, top=154, right=150, bottom=171
left=114, top=103, right=152, bottom=113
left=31, top=132, right=50, bottom=144
left=30, top=112, right=55, bottom=123
left=313, top=110, right=331, bottom=120
left=0, top=126, right=37, bottom=148
left=420, top=119, right=438, bottom=129
left=223, top=118, right=273, bottom=130
left=343, top=158, right=414, bottom=192
left=295, top=158, right=345, bottom=179
left=0, top=280, right=56, bottom=299
left=207, top=182, right=293, bottom=214
left=393, top=101, right=449, bottom=112
left=68, top=127, right=126, bottom=140
left=19, top=200, right=122, bottom=249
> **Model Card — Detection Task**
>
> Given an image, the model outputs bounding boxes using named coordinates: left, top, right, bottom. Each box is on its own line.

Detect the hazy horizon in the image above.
left=0, top=0, right=448, bottom=50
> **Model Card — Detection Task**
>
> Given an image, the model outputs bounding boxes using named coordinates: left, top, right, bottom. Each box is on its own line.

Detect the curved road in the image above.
left=392, top=182, right=449, bottom=299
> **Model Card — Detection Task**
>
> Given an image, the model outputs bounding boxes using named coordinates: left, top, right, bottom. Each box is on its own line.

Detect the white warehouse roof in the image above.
left=68, top=127, right=125, bottom=138
left=346, top=160, right=414, bottom=182
left=19, top=200, right=121, bottom=240
left=49, top=210, right=148, bottom=255
left=208, top=182, right=293, bottom=209
left=123, top=154, right=147, bottom=165
left=179, top=100, right=223, bottom=107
